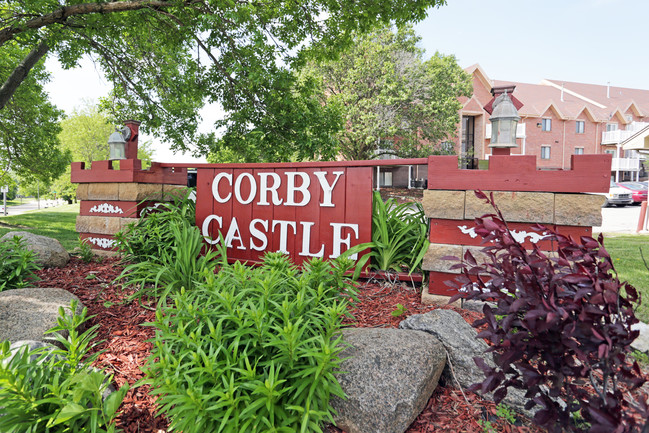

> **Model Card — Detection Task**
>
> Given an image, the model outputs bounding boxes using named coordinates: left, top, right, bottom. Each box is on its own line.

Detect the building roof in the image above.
left=467, top=64, right=649, bottom=123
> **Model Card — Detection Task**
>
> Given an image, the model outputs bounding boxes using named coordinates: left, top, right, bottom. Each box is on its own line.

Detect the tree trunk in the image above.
left=0, top=40, right=49, bottom=110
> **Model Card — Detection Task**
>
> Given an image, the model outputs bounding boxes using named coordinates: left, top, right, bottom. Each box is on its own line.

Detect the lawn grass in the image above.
left=603, top=234, right=649, bottom=323
left=0, top=203, right=80, bottom=251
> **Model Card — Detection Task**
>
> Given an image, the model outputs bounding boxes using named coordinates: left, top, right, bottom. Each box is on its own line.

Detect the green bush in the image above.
left=0, top=235, right=40, bottom=292
left=113, top=188, right=196, bottom=264
left=143, top=253, right=358, bottom=433
left=0, top=300, right=128, bottom=432
left=116, top=219, right=222, bottom=303
left=366, top=191, right=429, bottom=273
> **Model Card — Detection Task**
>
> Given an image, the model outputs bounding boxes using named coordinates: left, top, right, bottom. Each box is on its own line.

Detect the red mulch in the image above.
left=35, top=257, right=542, bottom=433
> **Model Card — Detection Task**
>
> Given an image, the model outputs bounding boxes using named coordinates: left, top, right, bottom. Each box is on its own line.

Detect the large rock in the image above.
left=632, top=322, right=649, bottom=353
left=331, top=328, right=445, bottom=433
left=0, top=288, right=84, bottom=347
left=399, top=310, right=532, bottom=417
left=1, top=231, right=69, bottom=268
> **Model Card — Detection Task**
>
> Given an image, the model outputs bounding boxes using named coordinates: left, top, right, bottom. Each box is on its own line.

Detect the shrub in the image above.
left=365, top=190, right=429, bottom=273
left=0, top=300, right=128, bottom=432
left=113, top=188, right=195, bottom=264
left=0, top=235, right=40, bottom=292
left=143, top=252, right=358, bottom=433
left=115, top=219, right=222, bottom=303
left=449, top=191, right=649, bottom=433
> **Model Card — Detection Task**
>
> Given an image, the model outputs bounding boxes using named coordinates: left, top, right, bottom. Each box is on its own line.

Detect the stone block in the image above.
left=76, top=183, right=89, bottom=200
left=87, top=183, right=120, bottom=200
left=554, top=193, right=604, bottom=226
left=162, top=184, right=188, bottom=201
left=76, top=215, right=121, bottom=235
left=465, top=191, right=554, bottom=223
left=422, top=190, right=465, bottom=220
left=420, top=285, right=461, bottom=307
left=118, top=183, right=163, bottom=201
left=422, top=243, right=462, bottom=273
left=120, top=218, right=139, bottom=231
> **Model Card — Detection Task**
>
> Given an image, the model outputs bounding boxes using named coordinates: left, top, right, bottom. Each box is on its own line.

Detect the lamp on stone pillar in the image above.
left=489, top=91, right=520, bottom=156
left=108, top=120, right=141, bottom=161
left=108, top=127, right=129, bottom=161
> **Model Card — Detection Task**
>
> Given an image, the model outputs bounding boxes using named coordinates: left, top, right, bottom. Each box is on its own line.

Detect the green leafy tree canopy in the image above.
left=1, top=0, right=448, bottom=162
left=304, top=25, right=472, bottom=160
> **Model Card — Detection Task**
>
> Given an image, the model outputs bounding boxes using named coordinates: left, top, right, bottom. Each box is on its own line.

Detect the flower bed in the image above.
left=35, top=257, right=544, bottom=433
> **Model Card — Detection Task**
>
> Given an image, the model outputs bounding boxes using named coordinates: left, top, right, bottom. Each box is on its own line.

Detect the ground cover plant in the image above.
left=450, top=191, right=649, bottom=433
left=0, top=235, right=40, bottom=291
left=0, top=300, right=128, bottom=433
left=143, top=252, right=359, bottom=433
left=0, top=202, right=80, bottom=250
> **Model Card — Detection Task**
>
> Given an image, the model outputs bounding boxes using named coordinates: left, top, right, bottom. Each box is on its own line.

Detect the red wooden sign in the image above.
left=195, top=165, right=372, bottom=265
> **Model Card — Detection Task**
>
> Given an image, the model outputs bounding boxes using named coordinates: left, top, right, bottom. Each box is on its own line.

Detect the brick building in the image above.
left=455, top=64, right=648, bottom=181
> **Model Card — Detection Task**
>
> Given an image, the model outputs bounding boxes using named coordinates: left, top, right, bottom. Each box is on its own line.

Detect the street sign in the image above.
left=0, top=185, right=7, bottom=193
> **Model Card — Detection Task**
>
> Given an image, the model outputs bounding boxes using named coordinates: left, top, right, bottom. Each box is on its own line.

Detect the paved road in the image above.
left=0, top=199, right=66, bottom=217
left=594, top=204, right=647, bottom=235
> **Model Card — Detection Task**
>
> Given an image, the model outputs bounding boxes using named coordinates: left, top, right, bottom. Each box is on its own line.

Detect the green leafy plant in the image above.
left=143, top=252, right=358, bottom=433
left=78, top=237, right=96, bottom=263
left=390, top=303, right=408, bottom=317
left=363, top=191, right=429, bottom=274
left=112, top=188, right=196, bottom=264
left=0, top=235, right=40, bottom=292
left=450, top=191, right=648, bottom=433
left=0, top=300, right=128, bottom=432
left=116, top=219, right=222, bottom=303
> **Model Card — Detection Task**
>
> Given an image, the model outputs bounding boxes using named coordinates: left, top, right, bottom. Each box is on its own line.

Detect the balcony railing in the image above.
left=611, top=157, right=641, bottom=171
left=601, top=122, right=649, bottom=144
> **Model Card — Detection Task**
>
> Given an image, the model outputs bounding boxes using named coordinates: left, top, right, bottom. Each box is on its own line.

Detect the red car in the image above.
left=616, top=182, right=648, bottom=204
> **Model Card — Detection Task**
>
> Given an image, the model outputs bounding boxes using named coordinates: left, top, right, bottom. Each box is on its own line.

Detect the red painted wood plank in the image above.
left=295, top=167, right=324, bottom=266
left=195, top=168, right=216, bottom=246
left=79, top=200, right=150, bottom=218
left=71, top=161, right=186, bottom=184
left=344, top=167, right=373, bottom=261
left=428, top=271, right=465, bottom=297
left=427, top=154, right=611, bottom=193
left=270, top=168, right=297, bottom=257
left=429, top=219, right=592, bottom=250
left=230, top=168, right=255, bottom=262
left=211, top=168, right=233, bottom=252
left=79, top=233, right=117, bottom=251
left=318, top=168, right=347, bottom=260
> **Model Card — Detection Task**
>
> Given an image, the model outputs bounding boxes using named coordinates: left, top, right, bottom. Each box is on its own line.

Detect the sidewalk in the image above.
left=0, top=199, right=67, bottom=217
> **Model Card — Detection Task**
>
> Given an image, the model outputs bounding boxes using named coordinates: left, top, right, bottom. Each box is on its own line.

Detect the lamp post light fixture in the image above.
left=108, top=126, right=131, bottom=161
left=489, top=91, right=520, bottom=151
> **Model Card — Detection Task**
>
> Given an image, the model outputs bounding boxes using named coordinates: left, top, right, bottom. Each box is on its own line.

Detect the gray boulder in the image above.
left=631, top=322, right=649, bottom=353
left=1, top=231, right=69, bottom=268
left=0, top=288, right=84, bottom=347
left=331, top=328, right=446, bottom=433
left=399, top=310, right=532, bottom=417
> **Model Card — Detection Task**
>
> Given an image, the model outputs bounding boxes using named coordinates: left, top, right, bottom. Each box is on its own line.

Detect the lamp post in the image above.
left=108, top=126, right=131, bottom=161
left=489, top=91, right=520, bottom=156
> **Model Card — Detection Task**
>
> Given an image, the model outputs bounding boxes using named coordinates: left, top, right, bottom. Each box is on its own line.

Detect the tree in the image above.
left=1, top=0, right=447, bottom=162
left=304, top=25, right=472, bottom=160
left=52, top=102, right=155, bottom=201
left=0, top=42, right=69, bottom=184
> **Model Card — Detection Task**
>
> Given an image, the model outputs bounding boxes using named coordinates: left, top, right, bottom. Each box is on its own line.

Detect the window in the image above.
left=574, top=147, right=584, bottom=155
left=606, top=123, right=618, bottom=132
left=542, top=118, right=552, bottom=131
left=379, top=170, right=392, bottom=187
left=541, top=146, right=551, bottom=159
left=605, top=149, right=616, bottom=157
left=576, top=121, right=585, bottom=134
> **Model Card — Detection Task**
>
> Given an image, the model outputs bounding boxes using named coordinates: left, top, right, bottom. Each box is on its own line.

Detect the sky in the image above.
left=44, top=0, right=648, bottom=162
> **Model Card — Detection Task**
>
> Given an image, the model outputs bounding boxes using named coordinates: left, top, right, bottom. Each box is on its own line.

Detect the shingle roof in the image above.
left=466, top=64, right=649, bottom=122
